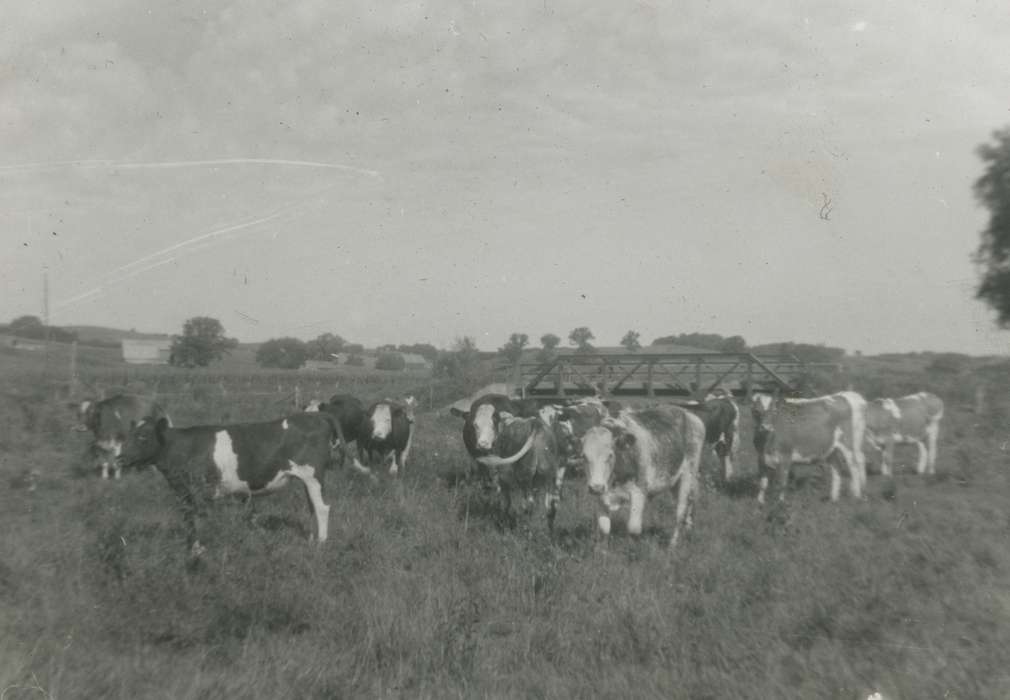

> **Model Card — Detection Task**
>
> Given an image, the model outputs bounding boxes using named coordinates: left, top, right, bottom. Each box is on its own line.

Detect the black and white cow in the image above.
left=119, top=412, right=343, bottom=555
left=304, top=393, right=373, bottom=477
left=683, top=392, right=740, bottom=481
left=71, top=394, right=171, bottom=479
left=865, top=392, right=945, bottom=476
left=581, top=405, right=705, bottom=549
left=470, top=410, right=564, bottom=531
left=751, top=391, right=868, bottom=503
left=359, top=396, right=417, bottom=475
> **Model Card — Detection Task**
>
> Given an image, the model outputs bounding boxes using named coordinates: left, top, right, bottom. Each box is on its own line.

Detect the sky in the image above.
left=1, top=1, right=1009, bottom=355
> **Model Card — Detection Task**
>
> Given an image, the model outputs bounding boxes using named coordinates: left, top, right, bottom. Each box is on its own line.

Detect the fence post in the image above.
left=68, top=340, right=79, bottom=399
left=294, top=385, right=302, bottom=410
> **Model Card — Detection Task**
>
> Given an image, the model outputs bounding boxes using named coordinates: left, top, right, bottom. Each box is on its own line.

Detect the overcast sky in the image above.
left=2, top=1, right=1009, bottom=354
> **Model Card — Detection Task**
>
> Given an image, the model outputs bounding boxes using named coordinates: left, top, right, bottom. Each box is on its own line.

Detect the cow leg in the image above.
left=596, top=512, right=612, bottom=538
left=925, top=421, right=941, bottom=474
left=715, top=439, right=733, bottom=481
left=878, top=437, right=895, bottom=478
left=833, top=443, right=861, bottom=499
left=288, top=463, right=330, bottom=543
left=626, top=483, right=647, bottom=536
left=544, top=488, right=559, bottom=533
left=388, top=449, right=400, bottom=476
left=399, top=421, right=415, bottom=474
left=912, top=439, right=928, bottom=475
left=669, top=462, right=698, bottom=549
left=777, top=457, right=792, bottom=502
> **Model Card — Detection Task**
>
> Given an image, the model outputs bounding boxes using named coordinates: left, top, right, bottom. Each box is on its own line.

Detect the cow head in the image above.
left=471, top=403, right=499, bottom=452
left=119, top=416, right=169, bottom=468
left=370, top=403, right=393, bottom=440
left=68, top=399, right=97, bottom=432
left=582, top=421, right=636, bottom=495
left=402, top=395, right=418, bottom=422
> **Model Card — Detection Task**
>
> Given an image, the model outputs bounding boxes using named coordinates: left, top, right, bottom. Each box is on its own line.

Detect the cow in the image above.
left=865, top=392, right=944, bottom=475
left=70, top=394, right=171, bottom=480
left=470, top=410, right=563, bottom=531
left=118, top=412, right=343, bottom=555
left=304, top=394, right=374, bottom=477
left=359, top=396, right=417, bottom=475
left=581, top=404, right=705, bottom=549
left=750, top=391, right=868, bottom=504
left=683, top=393, right=740, bottom=481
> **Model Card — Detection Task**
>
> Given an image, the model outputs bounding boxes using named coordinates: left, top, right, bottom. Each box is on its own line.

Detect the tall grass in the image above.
left=1, top=362, right=1009, bottom=698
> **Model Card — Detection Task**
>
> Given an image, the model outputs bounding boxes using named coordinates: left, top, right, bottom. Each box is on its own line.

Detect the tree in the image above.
left=434, top=336, right=487, bottom=392
left=8, top=315, right=45, bottom=337
left=974, top=127, right=1010, bottom=325
left=498, top=332, right=529, bottom=365
left=620, top=330, right=641, bottom=352
left=255, top=337, right=308, bottom=369
left=397, top=343, right=439, bottom=363
left=170, top=317, right=237, bottom=368
left=306, top=333, right=346, bottom=361
left=536, top=332, right=561, bottom=363
left=375, top=352, right=406, bottom=371
left=568, top=326, right=595, bottom=351
left=719, top=335, right=747, bottom=353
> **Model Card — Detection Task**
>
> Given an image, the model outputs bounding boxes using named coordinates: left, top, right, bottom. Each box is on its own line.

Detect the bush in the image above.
left=375, top=352, right=406, bottom=371
left=255, top=338, right=308, bottom=369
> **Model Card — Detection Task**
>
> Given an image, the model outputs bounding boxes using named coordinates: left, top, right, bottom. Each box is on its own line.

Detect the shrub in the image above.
left=375, top=352, right=406, bottom=371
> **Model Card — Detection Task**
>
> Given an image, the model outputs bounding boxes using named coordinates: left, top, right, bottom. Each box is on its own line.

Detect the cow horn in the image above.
left=475, top=430, right=537, bottom=467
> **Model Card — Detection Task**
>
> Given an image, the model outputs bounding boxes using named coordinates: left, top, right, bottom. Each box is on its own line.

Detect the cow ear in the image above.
left=499, top=411, right=515, bottom=422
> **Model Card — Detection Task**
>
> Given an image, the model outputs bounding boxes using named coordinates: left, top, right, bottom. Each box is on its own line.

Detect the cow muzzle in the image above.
left=587, top=482, right=606, bottom=496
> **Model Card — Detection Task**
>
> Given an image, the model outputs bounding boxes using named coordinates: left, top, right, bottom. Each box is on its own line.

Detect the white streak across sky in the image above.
left=53, top=181, right=348, bottom=311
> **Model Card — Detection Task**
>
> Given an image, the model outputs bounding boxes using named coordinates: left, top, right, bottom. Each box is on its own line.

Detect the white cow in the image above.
left=865, top=392, right=944, bottom=476
left=751, top=391, right=867, bottom=503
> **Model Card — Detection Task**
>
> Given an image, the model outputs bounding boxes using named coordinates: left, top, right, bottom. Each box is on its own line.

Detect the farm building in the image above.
left=1, top=335, right=47, bottom=352
left=122, top=339, right=172, bottom=365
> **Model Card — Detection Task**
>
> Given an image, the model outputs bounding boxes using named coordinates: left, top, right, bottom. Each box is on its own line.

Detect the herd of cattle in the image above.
left=68, top=388, right=944, bottom=557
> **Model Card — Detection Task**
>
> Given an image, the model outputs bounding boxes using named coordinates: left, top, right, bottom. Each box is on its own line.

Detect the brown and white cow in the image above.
left=359, top=396, right=417, bottom=475
left=865, top=392, right=944, bottom=475
left=461, top=394, right=539, bottom=479
left=119, top=412, right=342, bottom=555
left=581, top=405, right=705, bottom=549
left=751, top=391, right=868, bottom=503
left=71, top=394, right=171, bottom=479
left=471, top=410, right=564, bottom=531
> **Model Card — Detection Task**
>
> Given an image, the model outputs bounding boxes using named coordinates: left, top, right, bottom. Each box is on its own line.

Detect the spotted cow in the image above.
left=359, top=396, right=417, bottom=476
left=751, top=391, right=868, bottom=503
left=71, top=394, right=171, bottom=479
left=471, top=410, right=563, bottom=531
left=581, top=404, right=705, bottom=549
left=119, top=413, right=344, bottom=555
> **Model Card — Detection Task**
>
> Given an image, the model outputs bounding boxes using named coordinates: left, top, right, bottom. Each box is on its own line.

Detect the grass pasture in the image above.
left=2, top=359, right=1010, bottom=698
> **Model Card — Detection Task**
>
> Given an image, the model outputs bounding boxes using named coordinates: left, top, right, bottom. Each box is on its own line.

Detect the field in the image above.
left=2, top=355, right=1010, bottom=699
